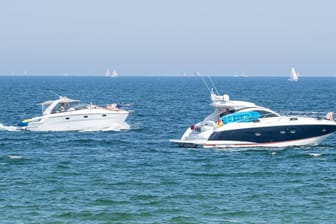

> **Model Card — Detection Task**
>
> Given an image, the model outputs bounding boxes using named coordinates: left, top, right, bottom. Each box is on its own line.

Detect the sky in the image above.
left=0, top=0, right=336, bottom=76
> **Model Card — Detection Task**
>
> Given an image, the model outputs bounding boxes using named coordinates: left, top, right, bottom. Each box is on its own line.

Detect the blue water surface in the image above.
left=0, top=76, right=336, bottom=223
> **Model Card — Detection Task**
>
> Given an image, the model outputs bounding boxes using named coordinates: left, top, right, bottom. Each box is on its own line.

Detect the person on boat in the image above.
left=220, top=108, right=230, bottom=117
left=326, top=112, right=334, bottom=121
left=106, top=104, right=119, bottom=111
left=88, top=102, right=95, bottom=109
left=59, top=103, right=66, bottom=112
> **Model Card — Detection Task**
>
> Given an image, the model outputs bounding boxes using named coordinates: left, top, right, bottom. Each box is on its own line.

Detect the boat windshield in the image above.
left=253, top=109, right=280, bottom=118
left=50, top=102, right=81, bottom=114
left=234, top=108, right=280, bottom=118
left=69, top=104, right=91, bottom=111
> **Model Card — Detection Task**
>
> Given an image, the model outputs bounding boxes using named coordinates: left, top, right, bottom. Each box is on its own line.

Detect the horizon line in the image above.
left=0, top=73, right=336, bottom=77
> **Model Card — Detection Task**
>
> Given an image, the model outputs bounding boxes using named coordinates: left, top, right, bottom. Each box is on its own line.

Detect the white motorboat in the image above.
left=18, top=96, right=129, bottom=131
left=170, top=89, right=336, bottom=148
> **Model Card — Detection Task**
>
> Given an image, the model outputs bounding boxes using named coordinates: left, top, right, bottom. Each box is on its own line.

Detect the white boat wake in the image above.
left=8, top=155, right=24, bottom=160
left=80, top=122, right=131, bottom=132
left=102, top=122, right=131, bottom=131
left=0, top=123, right=20, bottom=132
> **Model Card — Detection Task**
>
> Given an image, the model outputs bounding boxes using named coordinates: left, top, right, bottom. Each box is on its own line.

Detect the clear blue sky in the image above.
left=1, top=0, right=335, bottom=76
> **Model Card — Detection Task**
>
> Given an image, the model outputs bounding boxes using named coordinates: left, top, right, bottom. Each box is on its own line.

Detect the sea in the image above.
left=0, top=76, right=336, bottom=223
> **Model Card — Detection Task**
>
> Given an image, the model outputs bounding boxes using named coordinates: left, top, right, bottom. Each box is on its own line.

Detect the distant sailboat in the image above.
left=105, top=68, right=118, bottom=78
left=112, top=69, right=118, bottom=78
left=289, top=67, right=299, bottom=81
left=105, top=69, right=110, bottom=77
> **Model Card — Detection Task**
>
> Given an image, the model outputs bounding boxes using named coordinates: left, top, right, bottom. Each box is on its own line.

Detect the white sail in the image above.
left=105, top=68, right=110, bottom=77
left=105, top=68, right=118, bottom=78
left=289, top=67, right=299, bottom=81
left=112, top=69, right=118, bottom=77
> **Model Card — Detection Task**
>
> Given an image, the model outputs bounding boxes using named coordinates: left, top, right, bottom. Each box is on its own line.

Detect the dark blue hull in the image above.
left=208, top=124, right=336, bottom=143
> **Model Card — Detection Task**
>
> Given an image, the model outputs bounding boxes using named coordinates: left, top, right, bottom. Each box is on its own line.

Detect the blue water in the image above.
left=1, top=76, right=336, bottom=223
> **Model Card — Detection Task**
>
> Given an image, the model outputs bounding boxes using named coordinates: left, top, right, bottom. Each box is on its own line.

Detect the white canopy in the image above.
left=40, top=96, right=80, bottom=106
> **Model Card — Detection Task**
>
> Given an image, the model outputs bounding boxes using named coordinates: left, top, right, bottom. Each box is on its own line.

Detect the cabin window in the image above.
left=65, top=117, right=70, bottom=120
left=102, top=114, right=107, bottom=117
left=254, top=110, right=279, bottom=118
left=280, top=131, right=286, bottom=134
left=84, top=115, right=88, bottom=118
left=255, top=132, right=261, bottom=136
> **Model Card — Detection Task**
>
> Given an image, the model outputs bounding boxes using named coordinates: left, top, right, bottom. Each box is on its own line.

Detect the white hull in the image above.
left=170, top=133, right=332, bottom=148
left=25, top=109, right=129, bottom=131
left=172, top=117, right=336, bottom=148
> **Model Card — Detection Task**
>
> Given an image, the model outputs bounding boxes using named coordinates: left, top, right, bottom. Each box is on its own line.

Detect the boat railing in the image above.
left=277, top=111, right=333, bottom=120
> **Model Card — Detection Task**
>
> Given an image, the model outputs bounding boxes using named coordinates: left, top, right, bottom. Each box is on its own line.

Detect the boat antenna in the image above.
left=206, top=74, right=220, bottom=95
left=49, top=90, right=61, bottom=98
left=195, top=72, right=212, bottom=94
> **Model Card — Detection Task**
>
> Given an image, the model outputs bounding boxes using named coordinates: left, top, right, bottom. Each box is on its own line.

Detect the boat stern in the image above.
left=17, top=118, right=31, bottom=127
left=170, top=121, right=216, bottom=147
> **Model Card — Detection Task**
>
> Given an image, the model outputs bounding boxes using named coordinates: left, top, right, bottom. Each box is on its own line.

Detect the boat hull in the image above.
left=170, top=133, right=333, bottom=148
left=23, top=110, right=129, bottom=131
left=171, top=122, right=336, bottom=148
left=209, top=124, right=336, bottom=143
left=171, top=90, right=336, bottom=148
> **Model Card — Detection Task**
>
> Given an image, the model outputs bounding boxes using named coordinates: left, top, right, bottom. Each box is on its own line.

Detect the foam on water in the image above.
left=309, top=153, right=321, bottom=157
left=8, top=155, right=23, bottom=159
left=79, top=122, right=131, bottom=132
left=0, top=123, right=19, bottom=132
left=100, top=122, right=131, bottom=131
